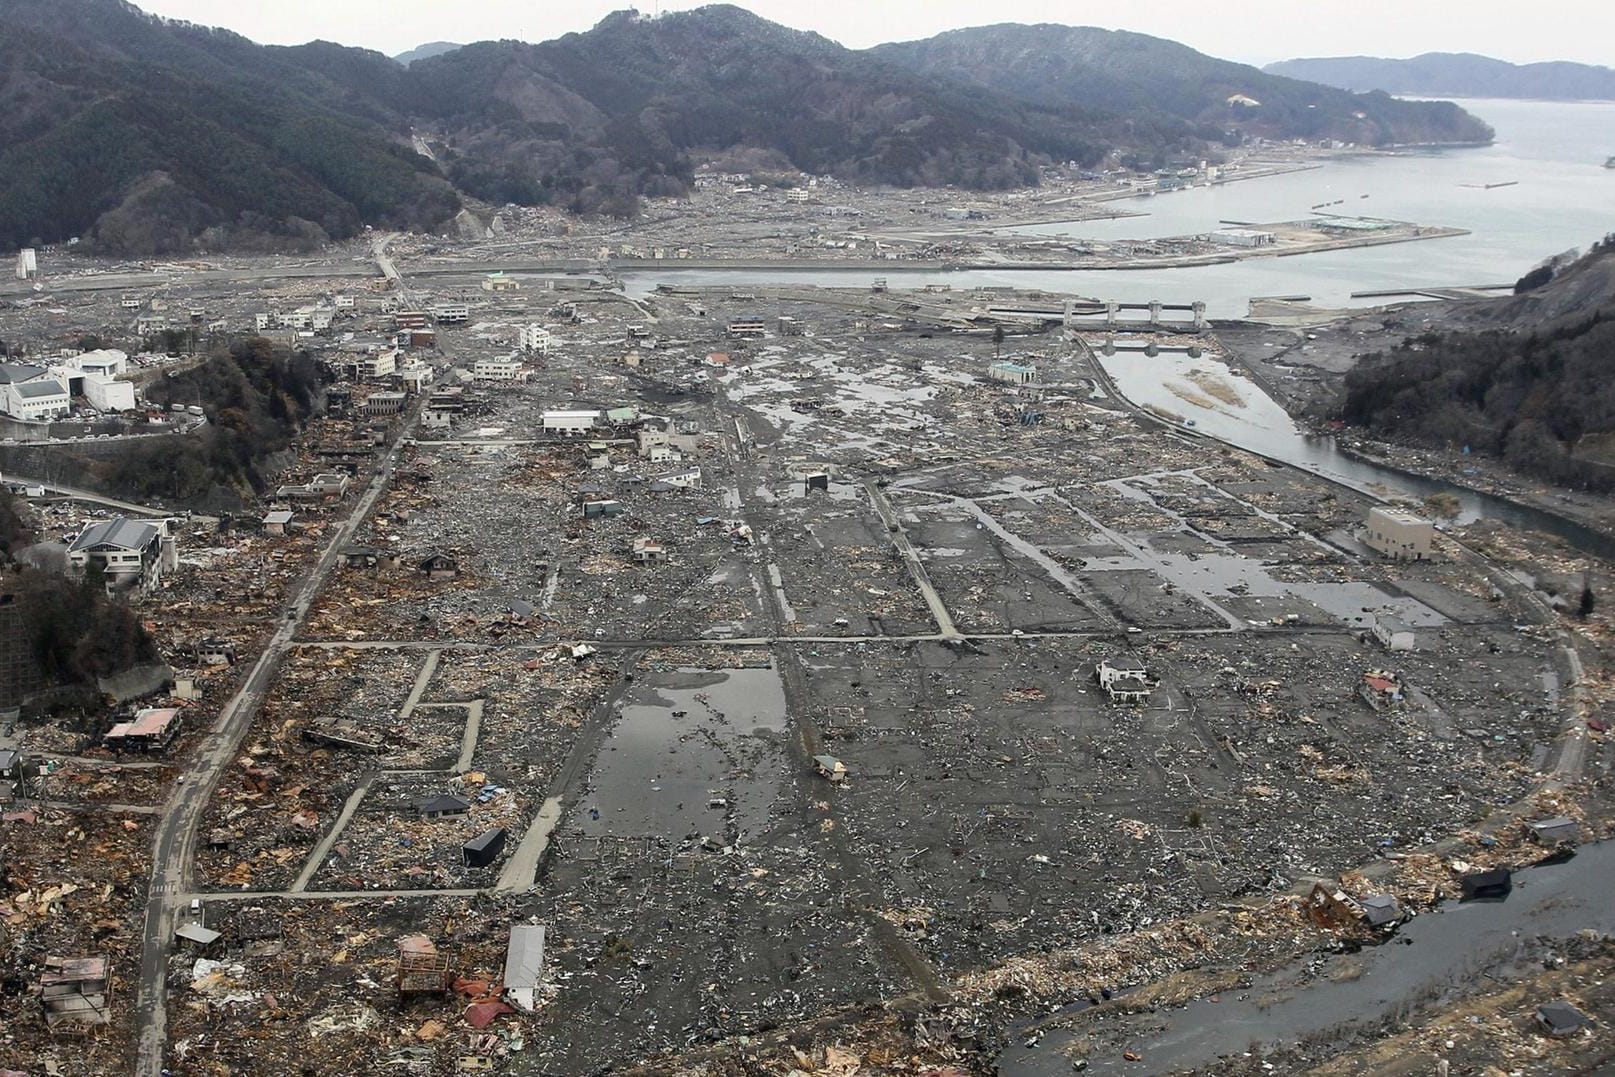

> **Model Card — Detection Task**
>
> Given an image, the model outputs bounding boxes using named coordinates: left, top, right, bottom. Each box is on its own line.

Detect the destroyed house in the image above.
left=104, top=708, right=182, bottom=752
left=583, top=499, right=625, bottom=519
left=1095, top=657, right=1152, bottom=703
left=1360, top=893, right=1402, bottom=927
left=653, top=467, right=702, bottom=490
left=304, top=717, right=383, bottom=752
left=1536, top=1000, right=1592, bottom=1037
left=416, top=794, right=472, bottom=819
left=463, top=827, right=508, bottom=868
left=262, top=510, right=294, bottom=535
left=1358, top=670, right=1404, bottom=712
left=632, top=537, right=667, bottom=563
left=1371, top=615, right=1417, bottom=652
left=503, top=925, right=546, bottom=1011
left=1528, top=816, right=1578, bottom=845
left=40, top=955, right=112, bottom=1032
left=418, top=552, right=459, bottom=580
left=813, top=754, right=847, bottom=781
left=343, top=546, right=385, bottom=569
left=397, top=935, right=451, bottom=997
left=195, top=639, right=237, bottom=666
left=0, top=747, right=24, bottom=801
left=987, top=361, right=1038, bottom=385
left=1459, top=867, right=1512, bottom=901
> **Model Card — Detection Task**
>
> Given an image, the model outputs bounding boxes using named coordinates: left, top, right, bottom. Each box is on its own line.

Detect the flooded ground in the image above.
left=1095, top=347, right=1615, bottom=558
left=576, top=666, right=789, bottom=843
left=999, top=840, right=1615, bottom=1075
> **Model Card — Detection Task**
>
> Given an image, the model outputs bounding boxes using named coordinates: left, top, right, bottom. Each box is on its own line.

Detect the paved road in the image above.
left=0, top=475, right=171, bottom=518
left=863, top=479, right=962, bottom=640
left=131, top=420, right=413, bottom=1077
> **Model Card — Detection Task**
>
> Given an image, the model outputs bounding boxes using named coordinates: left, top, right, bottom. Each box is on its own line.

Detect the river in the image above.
left=997, top=840, right=1615, bottom=1076
left=1097, top=348, right=1615, bottom=558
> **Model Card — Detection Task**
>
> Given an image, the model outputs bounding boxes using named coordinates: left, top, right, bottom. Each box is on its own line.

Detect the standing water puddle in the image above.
left=577, top=667, right=789, bottom=843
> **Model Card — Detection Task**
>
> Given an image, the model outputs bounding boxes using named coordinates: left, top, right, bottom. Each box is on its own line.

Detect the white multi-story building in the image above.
left=357, top=349, right=398, bottom=380
left=518, top=325, right=551, bottom=354
left=0, top=363, right=69, bottom=421
left=541, top=410, right=599, bottom=435
left=49, top=350, right=137, bottom=412
left=473, top=357, right=527, bottom=382
left=67, top=517, right=174, bottom=593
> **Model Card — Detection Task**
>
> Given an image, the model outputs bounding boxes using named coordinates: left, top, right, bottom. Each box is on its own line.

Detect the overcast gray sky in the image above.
left=132, top=0, right=1612, bottom=67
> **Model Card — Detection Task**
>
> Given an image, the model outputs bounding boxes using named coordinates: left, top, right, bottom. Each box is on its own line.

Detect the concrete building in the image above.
left=16, top=248, right=37, bottom=279
left=1095, top=657, right=1152, bottom=703
left=1371, top=615, right=1418, bottom=652
left=726, top=318, right=767, bottom=339
left=50, top=350, right=138, bottom=412
left=483, top=272, right=521, bottom=293
left=433, top=305, right=469, bottom=325
left=987, top=361, right=1038, bottom=385
left=363, top=391, right=408, bottom=417
left=357, top=349, right=399, bottom=380
left=262, top=510, right=295, bottom=535
left=1209, top=228, right=1276, bottom=248
left=2, top=376, right=70, bottom=421
left=518, top=325, right=551, bottom=354
left=474, top=357, right=528, bottom=383
left=67, top=517, right=172, bottom=592
left=1364, top=507, right=1434, bottom=561
left=541, top=410, right=599, bottom=436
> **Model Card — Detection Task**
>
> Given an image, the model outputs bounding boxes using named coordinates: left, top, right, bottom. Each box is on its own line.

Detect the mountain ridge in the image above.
left=394, top=41, right=464, bottom=66
left=873, top=24, right=1495, bottom=148
left=1265, top=53, right=1615, bottom=101
left=0, top=2, right=1497, bottom=255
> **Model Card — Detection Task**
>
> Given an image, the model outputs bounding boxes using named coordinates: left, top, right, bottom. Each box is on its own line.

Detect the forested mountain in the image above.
left=1266, top=54, right=1615, bottom=102
left=0, top=1, right=1495, bottom=255
left=0, top=0, right=460, bottom=254
left=873, top=25, right=1493, bottom=148
left=1340, top=238, right=1615, bottom=491
left=412, top=6, right=1203, bottom=210
left=394, top=41, right=464, bottom=66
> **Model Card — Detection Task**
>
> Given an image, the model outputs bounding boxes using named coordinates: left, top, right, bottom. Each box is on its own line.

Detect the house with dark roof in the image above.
left=1536, top=1000, right=1591, bottom=1037
left=67, top=517, right=169, bottom=593
left=416, top=794, right=472, bottom=819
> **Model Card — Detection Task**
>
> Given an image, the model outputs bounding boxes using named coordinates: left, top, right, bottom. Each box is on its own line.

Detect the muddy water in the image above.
left=999, top=839, right=1615, bottom=1076
left=575, top=666, right=789, bottom=842
left=1096, top=349, right=1615, bottom=559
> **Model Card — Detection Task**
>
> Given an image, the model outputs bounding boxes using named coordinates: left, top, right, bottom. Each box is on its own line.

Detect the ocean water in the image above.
left=623, top=98, right=1615, bottom=317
